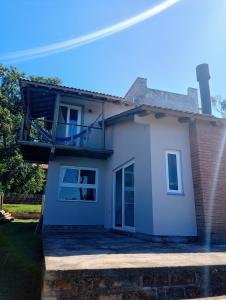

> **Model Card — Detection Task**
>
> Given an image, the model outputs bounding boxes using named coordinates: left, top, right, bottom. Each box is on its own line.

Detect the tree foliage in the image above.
left=0, top=64, right=61, bottom=194
left=211, top=96, right=226, bottom=117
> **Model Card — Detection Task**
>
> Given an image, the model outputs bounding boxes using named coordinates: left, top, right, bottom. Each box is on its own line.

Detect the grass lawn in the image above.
left=0, top=219, right=43, bottom=300
left=3, top=204, right=41, bottom=214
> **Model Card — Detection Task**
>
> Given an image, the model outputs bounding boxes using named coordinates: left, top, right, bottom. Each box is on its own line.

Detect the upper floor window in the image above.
left=165, top=150, right=182, bottom=194
left=59, top=166, right=97, bottom=201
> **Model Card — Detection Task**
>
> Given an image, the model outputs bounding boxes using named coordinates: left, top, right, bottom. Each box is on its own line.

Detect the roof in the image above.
left=104, top=104, right=224, bottom=127
left=19, top=78, right=132, bottom=105
left=20, top=78, right=224, bottom=125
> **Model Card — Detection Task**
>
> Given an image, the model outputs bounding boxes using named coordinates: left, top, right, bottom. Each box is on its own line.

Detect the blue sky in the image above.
left=1, top=0, right=226, bottom=99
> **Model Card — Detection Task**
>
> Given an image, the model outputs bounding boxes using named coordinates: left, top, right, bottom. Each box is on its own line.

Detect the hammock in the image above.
left=31, top=113, right=102, bottom=145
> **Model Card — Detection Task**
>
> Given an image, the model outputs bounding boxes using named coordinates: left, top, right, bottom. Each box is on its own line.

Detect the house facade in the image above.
left=19, top=64, right=226, bottom=243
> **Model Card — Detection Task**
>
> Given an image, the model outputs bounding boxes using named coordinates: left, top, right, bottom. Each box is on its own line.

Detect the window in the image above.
left=59, top=167, right=97, bottom=201
left=165, top=150, right=182, bottom=194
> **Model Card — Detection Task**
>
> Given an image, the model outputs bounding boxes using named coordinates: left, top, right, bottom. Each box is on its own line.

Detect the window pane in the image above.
left=124, top=164, right=134, bottom=227
left=59, top=187, right=80, bottom=200
left=124, top=191, right=134, bottom=204
left=69, top=109, right=79, bottom=138
left=80, top=188, right=96, bottom=201
left=69, top=109, right=78, bottom=122
left=60, top=106, right=68, bottom=122
left=59, top=187, right=96, bottom=201
left=168, top=153, right=178, bottom=191
left=124, top=203, right=134, bottom=227
left=124, top=164, right=134, bottom=187
left=80, top=169, right=96, bottom=184
left=63, top=168, right=79, bottom=184
left=115, top=169, right=122, bottom=227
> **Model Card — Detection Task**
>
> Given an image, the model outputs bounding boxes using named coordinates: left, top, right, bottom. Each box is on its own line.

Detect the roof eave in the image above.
left=19, top=78, right=132, bottom=105
left=104, top=104, right=225, bottom=127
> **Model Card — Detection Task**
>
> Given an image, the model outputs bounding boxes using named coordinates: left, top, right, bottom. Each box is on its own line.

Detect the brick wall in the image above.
left=189, top=119, right=226, bottom=243
left=3, top=194, right=43, bottom=205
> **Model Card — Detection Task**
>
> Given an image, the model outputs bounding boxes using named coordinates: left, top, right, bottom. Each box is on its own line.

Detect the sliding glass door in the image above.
left=114, top=162, right=135, bottom=231
left=115, top=169, right=123, bottom=228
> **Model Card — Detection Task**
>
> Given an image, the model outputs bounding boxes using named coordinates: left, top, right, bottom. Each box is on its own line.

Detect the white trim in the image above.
left=113, top=159, right=135, bottom=172
left=59, top=104, right=82, bottom=138
left=58, top=166, right=98, bottom=202
left=112, top=160, right=135, bottom=232
left=165, top=150, right=183, bottom=194
left=112, top=157, right=135, bottom=172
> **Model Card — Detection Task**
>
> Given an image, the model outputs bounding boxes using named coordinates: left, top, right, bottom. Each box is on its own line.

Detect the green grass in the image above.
left=3, top=204, right=41, bottom=214
left=0, top=219, right=43, bottom=300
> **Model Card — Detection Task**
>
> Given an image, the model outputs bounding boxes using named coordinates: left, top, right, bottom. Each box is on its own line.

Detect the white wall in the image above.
left=43, top=156, right=106, bottom=225
left=44, top=96, right=197, bottom=236
left=105, top=120, right=153, bottom=235
left=57, top=96, right=134, bottom=149
left=43, top=97, right=134, bottom=226
left=137, top=114, right=197, bottom=236
left=125, top=77, right=199, bottom=113
left=60, top=95, right=134, bottom=124
left=105, top=115, right=197, bottom=236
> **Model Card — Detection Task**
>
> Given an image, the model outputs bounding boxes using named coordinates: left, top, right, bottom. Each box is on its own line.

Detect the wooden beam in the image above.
left=137, top=111, right=152, bottom=117
left=24, top=89, right=31, bottom=140
left=30, top=107, right=53, bottom=114
left=31, top=102, right=53, bottom=108
left=31, top=108, right=53, bottom=114
left=210, top=121, right=217, bottom=126
left=19, top=140, right=113, bottom=160
left=31, top=97, right=54, bottom=104
left=102, top=102, right=105, bottom=149
left=51, top=94, right=60, bottom=143
left=49, top=146, right=56, bottom=161
left=155, top=112, right=167, bottom=119
left=178, top=116, right=191, bottom=123
left=19, top=118, right=24, bottom=140
left=31, top=100, right=54, bottom=107
left=27, top=87, right=106, bottom=103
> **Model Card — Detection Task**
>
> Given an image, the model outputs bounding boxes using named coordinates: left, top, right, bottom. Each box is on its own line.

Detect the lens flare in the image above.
left=202, top=125, right=226, bottom=296
left=205, top=125, right=226, bottom=248
left=0, top=0, right=181, bottom=62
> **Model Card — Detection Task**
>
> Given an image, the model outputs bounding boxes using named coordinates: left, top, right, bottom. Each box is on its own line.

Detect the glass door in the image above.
left=115, top=169, right=123, bottom=228
left=67, top=108, right=80, bottom=144
left=114, top=162, right=135, bottom=231
left=57, top=105, right=81, bottom=145
left=124, top=164, right=134, bottom=228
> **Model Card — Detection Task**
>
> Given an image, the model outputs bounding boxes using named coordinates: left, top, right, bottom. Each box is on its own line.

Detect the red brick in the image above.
left=189, top=120, right=226, bottom=243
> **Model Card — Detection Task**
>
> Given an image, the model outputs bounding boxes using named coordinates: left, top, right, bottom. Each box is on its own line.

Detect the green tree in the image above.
left=211, top=96, right=226, bottom=117
left=0, top=64, right=61, bottom=194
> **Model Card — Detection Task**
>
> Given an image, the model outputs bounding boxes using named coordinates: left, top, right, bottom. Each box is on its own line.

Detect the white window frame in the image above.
left=58, top=166, right=98, bottom=202
left=59, top=104, right=82, bottom=137
left=165, top=150, right=183, bottom=194
left=112, top=160, right=135, bottom=232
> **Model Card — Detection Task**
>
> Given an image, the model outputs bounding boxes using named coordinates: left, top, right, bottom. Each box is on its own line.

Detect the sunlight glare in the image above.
left=0, top=0, right=180, bottom=62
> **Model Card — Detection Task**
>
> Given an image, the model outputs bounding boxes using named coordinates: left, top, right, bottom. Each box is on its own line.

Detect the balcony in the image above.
left=19, top=119, right=113, bottom=163
left=18, top=79, right=114, bottom=162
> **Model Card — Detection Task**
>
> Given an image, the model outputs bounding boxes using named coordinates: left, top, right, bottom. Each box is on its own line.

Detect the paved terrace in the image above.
left=43, top=227, right=226, bottom=271
left=42, top=227, right=226, bottom=299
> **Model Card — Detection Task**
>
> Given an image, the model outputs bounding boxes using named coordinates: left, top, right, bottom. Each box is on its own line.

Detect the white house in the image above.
left=19, top=64, right=226, bottom=243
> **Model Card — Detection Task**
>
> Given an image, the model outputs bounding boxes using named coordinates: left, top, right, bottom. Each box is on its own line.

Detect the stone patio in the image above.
left=42, top=227, right=226, bottom=299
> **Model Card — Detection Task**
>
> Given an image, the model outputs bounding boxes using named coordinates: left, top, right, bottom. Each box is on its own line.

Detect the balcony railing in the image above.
left=20, top=117, right=105, bottom=150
